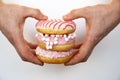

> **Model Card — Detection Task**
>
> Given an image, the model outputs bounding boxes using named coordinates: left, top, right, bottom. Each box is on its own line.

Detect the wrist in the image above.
left=0, top=0, right=4, bottom=31
left=0, top=0, right=4, bottom=5
left=0, top=0, right=3, bottom=3
left=109, top=0, right=120, bottom=22
left=0, top=1, right=3, bottom=6
left=110, top=0, right=120, bottom=13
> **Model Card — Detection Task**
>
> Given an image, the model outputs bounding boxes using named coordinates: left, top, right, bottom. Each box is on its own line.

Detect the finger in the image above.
left=23, top=6, right=48, bottom=20
left=73, top=43, right=82, bottom=49
left=10, top=30, right=43, bottom=65
left=15, top=41, right=44, bottom=65
left=20, top=49, right=44, bottom=66
left=63, top=7, right=89, bottom=20
left=6, top=33, right=43, bottom=65
left=64, top=49, right=79, bottom=65
left=72, top=49, right=79, bottom=55
left=25, top=40, right=37, bottom=49
left=16, top=46, right=44, bottom=66
left=65, top=36, right=95, bottom=66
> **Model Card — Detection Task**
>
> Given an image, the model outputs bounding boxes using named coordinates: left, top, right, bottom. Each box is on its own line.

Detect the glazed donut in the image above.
left=35, top=32, right=76, bottom=51
left=35, top=19, right=76, bottom=64
left=36, top=19, right=76, bottom=34
left=36, top=47, right=74, bottom=64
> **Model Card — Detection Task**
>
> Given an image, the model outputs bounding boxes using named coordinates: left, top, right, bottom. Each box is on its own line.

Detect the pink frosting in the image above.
left=36, top=47, right=73, bottom=58
left=35, top=33, right=76, bottom=49
left=36, top=19, right=76, bottom=30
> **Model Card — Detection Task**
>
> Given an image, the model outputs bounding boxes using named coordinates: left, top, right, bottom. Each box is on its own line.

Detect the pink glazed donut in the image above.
left=36, top=19, right=76, bottom=34
left=35, top=19, right=76, bottom=64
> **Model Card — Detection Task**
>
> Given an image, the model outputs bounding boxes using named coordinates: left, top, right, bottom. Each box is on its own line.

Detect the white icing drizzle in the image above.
left=36, top=19, right=76, bottom=30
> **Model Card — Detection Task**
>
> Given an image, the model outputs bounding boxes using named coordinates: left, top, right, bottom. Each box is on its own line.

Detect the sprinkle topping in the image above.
left=36, top=33, right=76, bottom=50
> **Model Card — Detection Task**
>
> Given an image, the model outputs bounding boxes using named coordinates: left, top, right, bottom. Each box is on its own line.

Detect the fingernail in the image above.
left=43, top=15, right=48, bottom=19
left=64, top=60, right=73, bottom=66
left=64, top=62, right=73, bottom=66
left=36, top=62, right=44, bottom=66
left=64, top=63, right=69, bottom=66
left=39, top=63, right=44, bottom=66
left=34, top=59, right=44, bottom=66
left=63, top=15, right=67, bottom=20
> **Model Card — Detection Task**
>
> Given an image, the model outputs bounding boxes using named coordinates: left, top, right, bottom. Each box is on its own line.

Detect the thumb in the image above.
left=63, top=7, right=89, bottom=20
left=23, top=6, right=48, bottom=20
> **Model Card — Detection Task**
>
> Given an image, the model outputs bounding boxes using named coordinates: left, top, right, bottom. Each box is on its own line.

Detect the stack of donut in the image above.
left=35, top=19, right=76, bottom=64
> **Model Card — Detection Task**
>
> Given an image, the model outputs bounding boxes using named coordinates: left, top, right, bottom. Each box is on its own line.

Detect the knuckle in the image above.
left=21, top=56, right=28, bottom=62
left=21, top=6, right=27, bottom=13
left=70, top=9, right=78, bottom=16
left=34, top=9, right=41, bottom=15
left=84, top=6, right=92, bottom=12
left=83, top=6, right=92, bottom=17
left=84, top=6, right=91, bottom=10
left=81, top=58, right=88, bottom=62
left=35, top=8, right=40, bottom=12
left=84, top=7, right=89, bottom=13
left=18, top=50, right=28, bottom=62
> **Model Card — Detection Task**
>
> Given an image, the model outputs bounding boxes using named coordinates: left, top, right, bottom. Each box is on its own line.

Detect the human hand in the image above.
left=63, top=0, right=120, bottom=65
left=0, top=2, right=48, bottom=65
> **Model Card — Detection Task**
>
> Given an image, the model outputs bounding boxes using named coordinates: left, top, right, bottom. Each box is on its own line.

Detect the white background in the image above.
left=0, top=0, right=120, bottom=80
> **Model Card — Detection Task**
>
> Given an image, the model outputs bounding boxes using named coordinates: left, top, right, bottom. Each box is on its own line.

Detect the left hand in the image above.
left=63, top=1, right=120, bottom=66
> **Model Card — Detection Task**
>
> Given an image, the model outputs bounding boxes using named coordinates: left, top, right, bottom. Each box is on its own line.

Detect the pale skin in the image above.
left=63, top=0, right=120, bottom=65
left=0, top=1, right=48, bottom=65
left=0, top=0, right=120, bottom=66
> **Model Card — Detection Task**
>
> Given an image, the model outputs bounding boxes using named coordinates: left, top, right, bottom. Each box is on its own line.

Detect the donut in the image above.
left=36, top=19, right=76, bottom=34
left=35, top=32, right=76, bottom=51
left=35, top=19, right=76, bottom=64
left=36, top=47, right=74, bottom=64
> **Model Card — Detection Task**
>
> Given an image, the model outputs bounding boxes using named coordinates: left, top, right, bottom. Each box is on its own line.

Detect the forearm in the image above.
left=111, top=0, right=120, bottom=2
left=0, top=1, right=2, bottom=31
left=111, top=0, right=120, bottom=8
left=0, top=0, right=2, bottom=3
left=0, top=0, right=5, bottom=31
